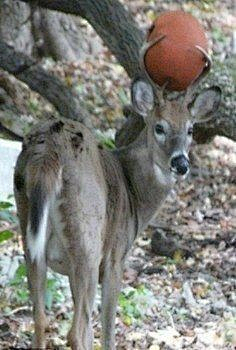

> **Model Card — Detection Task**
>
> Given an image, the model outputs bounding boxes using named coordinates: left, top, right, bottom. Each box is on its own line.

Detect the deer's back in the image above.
left=14, top=120, right=137, bottom=273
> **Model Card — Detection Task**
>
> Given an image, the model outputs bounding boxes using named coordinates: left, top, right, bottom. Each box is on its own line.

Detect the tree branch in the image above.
left=3, top=1, right=236, bottom=143
left=194, top=58, right=236, bottom=143
left=15, top=0, right=144, bottom=78
left=0, top=40, right=91, bottom=127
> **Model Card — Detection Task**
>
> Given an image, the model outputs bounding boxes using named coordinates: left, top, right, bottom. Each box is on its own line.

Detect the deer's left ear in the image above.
left=190, top=86, right=221, bottom=123
left=131, top=78, right=154, bottom=118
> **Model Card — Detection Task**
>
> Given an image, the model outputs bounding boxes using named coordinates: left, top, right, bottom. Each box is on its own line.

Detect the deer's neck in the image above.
left=115, top=129, right=174, bottom=233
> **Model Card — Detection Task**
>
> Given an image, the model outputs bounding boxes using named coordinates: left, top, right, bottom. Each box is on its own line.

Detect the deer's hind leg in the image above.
left=61, top=210, right=103, bottom=350
left=67, top=250, right=100, bottom=350
left=26, top=256, right=48, bottom=349
left=101, top=257, right=123, bottom=350
left=14, top=186, right=48, bottom=349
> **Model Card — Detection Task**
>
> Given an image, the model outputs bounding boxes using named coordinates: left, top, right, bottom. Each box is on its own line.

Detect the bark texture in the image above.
left=194, top=58, right=236, bottom=143
left=0, top=41, right=91, bottom=127
left=33, top=9, right=91, bottom=61
left=0, top=0, right=91, bottom=61
left=0, top=0, right=33, bottom=55
left=17, top=0, right=144, bottom=77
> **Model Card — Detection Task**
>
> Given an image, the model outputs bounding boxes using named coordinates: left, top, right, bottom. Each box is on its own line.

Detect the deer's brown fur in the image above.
left=14, top=79, right=221, bottom=350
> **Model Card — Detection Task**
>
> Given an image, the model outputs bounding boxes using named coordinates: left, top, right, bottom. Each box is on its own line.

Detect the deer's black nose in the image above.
left=171, top=155, right=189, bottom=175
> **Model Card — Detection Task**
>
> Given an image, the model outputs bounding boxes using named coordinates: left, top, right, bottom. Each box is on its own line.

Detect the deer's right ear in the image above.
left=189, top=86, right=221, bottom=123
left=131, top=79, right=154, bottom=118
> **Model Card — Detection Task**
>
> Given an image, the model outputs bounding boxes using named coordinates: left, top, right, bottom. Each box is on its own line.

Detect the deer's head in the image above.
left=131, top=39, right=221, bottom=178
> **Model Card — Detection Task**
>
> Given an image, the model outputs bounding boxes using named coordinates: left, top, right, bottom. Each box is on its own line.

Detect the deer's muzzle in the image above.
left=171, top=155, right=189, bottom=175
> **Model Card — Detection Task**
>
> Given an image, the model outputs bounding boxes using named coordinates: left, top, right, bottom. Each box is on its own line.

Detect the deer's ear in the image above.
left=190, top=86, right=221, bottom=123
left=131, top=78, right=154, bottom=118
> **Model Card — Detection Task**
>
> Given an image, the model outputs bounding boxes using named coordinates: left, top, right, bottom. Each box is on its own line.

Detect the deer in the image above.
left=14, top=37, right=221, bottom=350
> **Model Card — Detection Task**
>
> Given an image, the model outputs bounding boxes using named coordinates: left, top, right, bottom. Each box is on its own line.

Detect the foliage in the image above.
left=0, top=229, right=14, bottom=243
left=9, top=263, right=29, bottom=305
left=96, top=129, right=116, bottom=149
left=45, top=274, right=68, bottom=310
left=118, top=285, right=157, bottom=325
left=0, top=199, right=17, bottom=246
left=6, top=262, right=68, bottom=309
left=0, top=196, right=68, bottom=310
left=0, top=200, right=17, bottom=224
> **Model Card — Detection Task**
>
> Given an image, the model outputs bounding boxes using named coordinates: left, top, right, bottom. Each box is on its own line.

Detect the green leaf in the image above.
left=16, top=289, right=29, bottom=303
left=47, top=278, right=57, bottom=289
left=0, top=201, right=13, bottom=210
left=0, top=230, right=14, bottom=243
left=15, top=264, right=27, bottom=278
left=10, top=264, right=27, bottom=286
left=123, top=315, right=132, bottom=326
left=118, top=285, right=157, bottom=324
left=97, top=137, right=115, bottom=150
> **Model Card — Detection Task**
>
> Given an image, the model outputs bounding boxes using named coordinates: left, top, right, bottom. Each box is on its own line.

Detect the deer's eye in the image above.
left=155, top=124, right=165, bottom=135
left=188, top=127, right=193, bottom=136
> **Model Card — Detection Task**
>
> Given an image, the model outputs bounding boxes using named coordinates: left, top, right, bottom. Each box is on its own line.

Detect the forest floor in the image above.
left=0, top=0, right=235, bottom=349
left=0, top=136, right=235, bottom=350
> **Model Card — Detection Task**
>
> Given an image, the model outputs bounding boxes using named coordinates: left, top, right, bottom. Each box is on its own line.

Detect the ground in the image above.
left=0, top=0, right=235, bottom=349
left=0, top=135, right=235, bottom=349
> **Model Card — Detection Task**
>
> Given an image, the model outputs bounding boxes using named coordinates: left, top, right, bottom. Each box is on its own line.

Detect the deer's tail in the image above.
left=27, top=181, right=50, bottom=263
left=26, top=154, right=61, bottom=263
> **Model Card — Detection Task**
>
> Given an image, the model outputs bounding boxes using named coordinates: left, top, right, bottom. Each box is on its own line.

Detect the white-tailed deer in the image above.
left=14, top=43, right=221, bottom=349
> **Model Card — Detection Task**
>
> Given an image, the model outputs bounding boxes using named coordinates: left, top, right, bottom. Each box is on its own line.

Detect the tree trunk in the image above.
left=0, top=0, right=34, bottom=55
left=0, top=0, right=93, bottom=61
left=194, top=57, right=236, bottom=143
left=16, top=0, right=144, bottom=78
left=33, top=9, right=91, bottom=61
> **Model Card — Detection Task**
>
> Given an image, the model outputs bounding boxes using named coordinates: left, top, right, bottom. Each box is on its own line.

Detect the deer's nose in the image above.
left=171, top=155, right=189, bottom=175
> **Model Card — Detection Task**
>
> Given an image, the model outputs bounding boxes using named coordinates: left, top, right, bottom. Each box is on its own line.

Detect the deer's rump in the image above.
left=14, top=120, right=108, bottom=268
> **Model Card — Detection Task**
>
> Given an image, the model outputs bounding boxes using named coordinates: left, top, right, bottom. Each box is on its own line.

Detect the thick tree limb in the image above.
left=16, top=0, right=144, bottom=78
left=33, top=8, right=92, bottom=61
left=194, top=58, right=236, bottom=143
left=0, top=40, right=91, bottom=127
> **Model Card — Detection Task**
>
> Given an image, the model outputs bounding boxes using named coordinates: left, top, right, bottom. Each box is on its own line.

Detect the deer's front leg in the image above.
left=101, top=260, right=123, bottom=350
